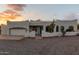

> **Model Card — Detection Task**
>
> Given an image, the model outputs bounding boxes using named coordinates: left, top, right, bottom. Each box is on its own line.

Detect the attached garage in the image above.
left=9, top=27, right=26, bottom=36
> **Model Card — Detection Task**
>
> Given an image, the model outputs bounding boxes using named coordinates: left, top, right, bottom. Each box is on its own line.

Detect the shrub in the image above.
left=60, top=26, right=66, bottom=36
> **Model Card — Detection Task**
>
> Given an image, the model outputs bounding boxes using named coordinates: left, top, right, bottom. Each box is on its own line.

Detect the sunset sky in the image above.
left=0, top=4, right=79, bottom=24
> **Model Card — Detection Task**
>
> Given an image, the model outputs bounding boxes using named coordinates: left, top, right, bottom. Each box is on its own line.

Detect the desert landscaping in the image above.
left=0, top=35, right=79, bottom=55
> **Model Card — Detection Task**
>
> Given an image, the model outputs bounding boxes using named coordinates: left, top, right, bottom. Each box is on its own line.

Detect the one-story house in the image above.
left=1, top=19, right=78, bottom=37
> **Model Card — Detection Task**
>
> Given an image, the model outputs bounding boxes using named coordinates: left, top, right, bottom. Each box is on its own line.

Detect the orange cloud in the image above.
left=0, top=10, right=22, bottom=20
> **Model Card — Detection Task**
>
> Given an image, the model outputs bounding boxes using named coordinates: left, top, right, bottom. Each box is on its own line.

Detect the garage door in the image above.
left=10, top=29, right=26, bottom=36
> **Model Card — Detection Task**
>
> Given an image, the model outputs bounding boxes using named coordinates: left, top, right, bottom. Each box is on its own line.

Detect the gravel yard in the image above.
left=0, top=36, right=79, bottom=55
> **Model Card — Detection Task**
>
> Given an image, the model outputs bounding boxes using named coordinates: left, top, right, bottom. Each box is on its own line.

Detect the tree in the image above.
left=50, top=20, right=55, bottom=32
left=46, top=20, right=55, bottom=33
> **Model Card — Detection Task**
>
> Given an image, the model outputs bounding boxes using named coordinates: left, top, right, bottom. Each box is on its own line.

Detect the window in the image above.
left=46, top=25, right=54, bottom=33
left=66, top=26, right=74, bottom=32
left=77, top=24, right=79, bottom=30
left=60, top=26, right=64, bottom=32
left=46, top=26, right=49, bottom=32
left=56, top=25, right=59, bottom=32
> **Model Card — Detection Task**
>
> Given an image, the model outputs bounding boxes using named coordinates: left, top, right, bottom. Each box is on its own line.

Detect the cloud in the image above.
left=3, top=10, right=21, bottom=16
left=7, top=4, right=26, bottom=11
left=0, top=4, right=27, bottom=21
left=63, top=13, right=78, bottom=20
left=24, top=11, right=47, bottom=20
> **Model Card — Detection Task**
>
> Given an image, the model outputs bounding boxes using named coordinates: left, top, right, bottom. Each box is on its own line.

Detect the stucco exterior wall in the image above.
left=7, top=21, right=29, bottom=28
left=1, top=20, right=78, bottom=37
left=65, top=32, right=78, bottom=36
left=42, top=31, right=78, bottom=37
left=55, top=20, right=77, bottom=32
left=42, top=31, right=62, bottom=37
left=1, top=25, right=9, bottom=35
left=23, top=31, right=35, bottom=37
left=29, top=31, right=35, bottom=37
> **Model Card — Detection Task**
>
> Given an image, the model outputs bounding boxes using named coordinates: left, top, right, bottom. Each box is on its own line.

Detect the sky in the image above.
left=0, top=4, right=79, bottom=24
left=23, top=4, right=79, bottom=21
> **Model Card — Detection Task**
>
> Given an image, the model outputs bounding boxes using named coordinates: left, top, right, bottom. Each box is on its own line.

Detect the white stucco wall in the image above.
left=42, top=31, right=62, bottom=37
left=24, top=31, right=35, bottom=37
left=29, top=31, right=35, bottom=37
left=65, top=32, right=78, bottom=36
left=55, top=20, right=77, bottom=32
left=1, top=20, right=78, bottom=37
left=7, top=21, right=29, bottom=29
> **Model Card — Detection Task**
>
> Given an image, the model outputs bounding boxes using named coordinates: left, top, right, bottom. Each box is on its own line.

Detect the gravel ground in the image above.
left=0, top=36, right=79, bottom=55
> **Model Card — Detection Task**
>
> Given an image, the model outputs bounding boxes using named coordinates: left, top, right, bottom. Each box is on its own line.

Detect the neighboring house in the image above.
left=1, top=19, right=78, bottom=37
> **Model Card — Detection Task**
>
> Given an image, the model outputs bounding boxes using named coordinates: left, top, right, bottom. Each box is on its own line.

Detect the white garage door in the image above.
left=10, top=29, right=26, bottom=36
